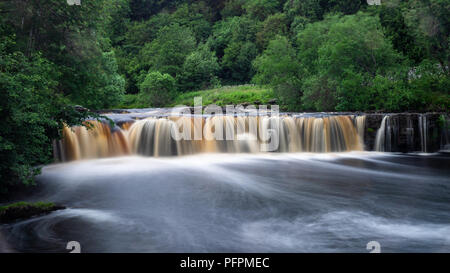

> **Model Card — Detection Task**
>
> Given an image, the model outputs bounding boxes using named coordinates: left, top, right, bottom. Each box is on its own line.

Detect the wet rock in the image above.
left=74, top=105, right=89, bottom=113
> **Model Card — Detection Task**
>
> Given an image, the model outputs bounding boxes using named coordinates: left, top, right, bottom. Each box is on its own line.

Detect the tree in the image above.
left=171, top=3, right=212, bottom=42
left=221, top=0, right=246, bottom=18
left=378, top=4, right=425, bottom=64
left=403, top=0, right=450, bottom=74
left=244, top=0, right=282, bottom=21
left=0, top=0, right=126, bottom=110
left=283, top=0, right=366, bottom=23
left=222, top=41, right=258, bottom=83
left=0, top=32, right=89, bottom=193
left=283, top=0, right=325, bottom=22
left=128, top=0, right=180, bottom=21
left=178, top=44, right=220, bottom=91
left=208, top=16, right=259, bottom=59
left=104, top=0, right=131, bottom=47
left=255, top=13, right=288, bottom=50
left=253, top=36, right=302, bottom=110
left=139, top=71, right=177, bottom=107
left=296, top=13, right=404, bottom=110
left=138, top=23, right=197, bottom=78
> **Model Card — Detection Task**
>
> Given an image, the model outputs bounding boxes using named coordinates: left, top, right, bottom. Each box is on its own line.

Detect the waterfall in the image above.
left=374, top=116, right=390, bottom=152
left=373, top=114, right=445, bottom=153
left=355, top=116, right=366, bottom=149
left=419, top=114, right=428, bottom=153
left=55, top=115, right=365, bottom=161
left=54, top=121, right=130, bottom=162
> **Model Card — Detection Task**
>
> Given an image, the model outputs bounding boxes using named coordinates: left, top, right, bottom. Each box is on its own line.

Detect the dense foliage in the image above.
left=0, top=1, right=112, bottom=192
left=0, top=29, right=89, bottom=193
left=0, top=0, right=449, bottom=191
left=102, top=0, right=448, bottom=111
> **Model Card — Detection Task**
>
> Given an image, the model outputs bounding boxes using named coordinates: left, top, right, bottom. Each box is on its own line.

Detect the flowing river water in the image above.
left=1, top=110, right=449, bottom=252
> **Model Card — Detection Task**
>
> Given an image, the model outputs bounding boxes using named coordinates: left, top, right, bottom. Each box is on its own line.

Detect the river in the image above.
left=2, top=152, right=449, bottom=252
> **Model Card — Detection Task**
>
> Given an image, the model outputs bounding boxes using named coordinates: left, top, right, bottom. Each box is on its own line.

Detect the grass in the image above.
left=116, top=93, right=145, bottom=109
left=0, top=201, right=65, bottom=223
left=115, top=84, right=275, bottom=109
left=171, top=84, right=275, bottom=107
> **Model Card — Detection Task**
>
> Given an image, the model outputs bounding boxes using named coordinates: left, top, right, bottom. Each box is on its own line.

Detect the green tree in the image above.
left=297, top=13, right=404, bottom=110
left=378, top=4, right=425, bottom=64
left=171, top=3, right=212, bottom=42
left=244, top=0, right=282, bottom=21
left=255, top=13, right=288, bottom=50
left=403, top=0, right=450, bottom=74
left=222, top=41, right=258, bottom=83
left=178, top=44, right=220, bottom=91
left=139, top=71, right=177, bottom=107
left=208, top=16, right=259, bottom=59
left=252, top=36, right=301, bottom=110
left=104, top=0, right=131, bottom=47
left=0, top=33, right=89, bottom=193
left=221, top=0, right=246, bottom=18
left=139, top=23, right=197, bottom=78
left=283, top=0, right=324, bottom=22
left=283, top=0, right=365, bottom=23
left=1, top=0, right=126, bottom=110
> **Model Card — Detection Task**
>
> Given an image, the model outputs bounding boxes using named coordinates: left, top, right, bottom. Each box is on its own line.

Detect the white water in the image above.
left=3, top=152, right=449, bottom=252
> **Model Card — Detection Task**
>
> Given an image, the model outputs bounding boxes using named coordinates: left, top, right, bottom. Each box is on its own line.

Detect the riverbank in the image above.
left=0, top=202, right=65, bottom=224
left=114, top=85, right=275, bottom=109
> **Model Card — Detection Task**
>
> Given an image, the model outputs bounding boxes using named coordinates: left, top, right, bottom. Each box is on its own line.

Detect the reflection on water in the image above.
left=2, top=152, right=450, bottom=253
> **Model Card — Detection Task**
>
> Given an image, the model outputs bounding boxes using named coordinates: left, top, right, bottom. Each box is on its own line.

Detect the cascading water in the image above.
left=419, top=114, right=428, bottom=153
left=355, top=115, right=366, bottom=149
left=374, top=113, right=441, bottom=153
left=374, top=116, right=390, bottom=152
left=54, top=121, right=130, bottom=162
left=53, top=112, right=446, bottom=161
left=54, top=115, right=365, bottom=161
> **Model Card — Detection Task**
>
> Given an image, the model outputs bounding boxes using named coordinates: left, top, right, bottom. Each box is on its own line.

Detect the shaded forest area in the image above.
left=0, top=0, right=449, bottom=192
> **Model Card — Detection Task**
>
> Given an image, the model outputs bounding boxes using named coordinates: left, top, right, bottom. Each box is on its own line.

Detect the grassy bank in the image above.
left=171, top=85, right=274, bottom=107
left=0, top=202, right=65, bottom=223
left=116, top=85, right=275, bottom=109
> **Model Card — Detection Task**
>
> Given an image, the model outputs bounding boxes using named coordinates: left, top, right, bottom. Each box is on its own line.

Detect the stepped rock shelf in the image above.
left=54, top=109, right=450, bottom=162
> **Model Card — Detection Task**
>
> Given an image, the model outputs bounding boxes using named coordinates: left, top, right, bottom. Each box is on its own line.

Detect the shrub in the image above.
left=178, top=44, right=220, bottom=92
left=139, top=71, right=177, bottom=107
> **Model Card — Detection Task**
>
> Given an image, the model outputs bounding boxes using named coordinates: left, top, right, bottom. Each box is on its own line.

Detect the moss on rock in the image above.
left=0, top=202, right=65, bottom=223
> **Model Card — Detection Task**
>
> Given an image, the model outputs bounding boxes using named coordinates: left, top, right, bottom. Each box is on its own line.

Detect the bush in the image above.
left=178, top=44, right=220, bottom=92
left=139, top=71, right=177, bottom=107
